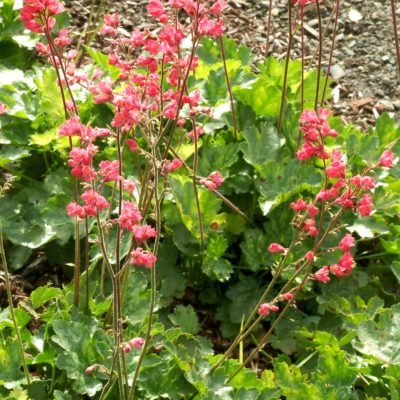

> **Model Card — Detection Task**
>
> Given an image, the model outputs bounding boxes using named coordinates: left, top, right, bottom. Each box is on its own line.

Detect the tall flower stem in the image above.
left=265, top=0, right=273, bottom=58
left=0, top=227, right=31, bottom=384
left=277, top=0, right=294, bottom=133
left=391, top=0, right=400, bottom=72
left=219, top=35, right=238, bottom=142
left=314, top=0, right=323, bottom=110
left=321, top=0, right=340, bottom=104
left=128, top=142, right=161, bottom=400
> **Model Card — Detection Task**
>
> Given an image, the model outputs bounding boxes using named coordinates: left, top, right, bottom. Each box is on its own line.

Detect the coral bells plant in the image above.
left=20, top=0, right=229, bottom=397
left=212, top=108, right=395, bottom=381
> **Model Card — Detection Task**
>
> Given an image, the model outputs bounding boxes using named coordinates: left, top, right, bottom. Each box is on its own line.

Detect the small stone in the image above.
left=330, top=64, right=346, bottom=80
left=349, top=9, right=363, bottom=22
left=377, top=99, right=395, bottom=111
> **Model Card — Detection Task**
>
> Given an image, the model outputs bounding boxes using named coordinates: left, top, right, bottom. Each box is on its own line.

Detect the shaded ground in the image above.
left=65, top=0, right=400, bottom=129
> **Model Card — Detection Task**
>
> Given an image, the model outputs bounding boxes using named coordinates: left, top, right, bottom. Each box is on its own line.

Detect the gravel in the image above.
left=64, top=0, right=400, bottom=128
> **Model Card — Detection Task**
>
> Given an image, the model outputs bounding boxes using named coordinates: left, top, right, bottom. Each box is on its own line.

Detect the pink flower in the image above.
left=292, top=0, right=318, bottom=7
left=123, top=337, right=145, bottom=353
left=350, top=175, right=375, bottom=190
left=187, top=126, right=204, bottom=140
left=162, top=159, right=183, bottom=176
left=66, top=202, right=85, bottom=219
left=130, top=248, right=157, bottom=268
left=305, top=251, right=315, bottom=261
left=210, top=0, right=228, bottom=15
left=101, top=13, right=120, bottom=35
left=81, top=190, right=110, bottom=215
left=90, top=80, right=114, bottom=104
left=147, top=0, right=168, bottom=22
left=198, top=17, right=224, bottom=37
left=132, top=224, right=157, bottom=243
left=330, top=263, right=345, bottom=278
left=290, top=198, right=307, bottom=213
left=303, top=219, right=318, bottom=236
left=118, top=201, right=142, bottom=231
left=315, top=266, right=330, bottom=283
left=338, top=252, right=354, bottom=275
left=283, top=292, right=294, bottom=301
left=307, top=203, right=319, bottom=218
left=208, top=171, right=224, bottom=188
left=268, top=243, right=287, bottom=254
left=59, top=117, right=86, bottom=137
left=128, top=337, right=145, bottom=349
left=338, top=234, right=355, bottom=252
left=357, top=194, right=373, bottom=217
left=0, top=102, right=7, bottom=115
left=99, top=160, right=121, bottom=182
left=378, top=149, right=394, bottom=168
left=326, top=150, right=346, bottom=179
left=54, top=29, right=70, bottom=47
left=126, top=139, right=140, bottom=152
left=259, top=303, right=279, bottom=317
left=122, top=179, right=137, bottom=194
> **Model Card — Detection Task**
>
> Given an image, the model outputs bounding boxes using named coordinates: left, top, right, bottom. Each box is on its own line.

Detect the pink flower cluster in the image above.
left=200, top=171, right=224, bottom=191
left=292, top=0, right=318, bottom=7
left=0, top=102, right=7, bottom=115
left=20, top=0, right=64, bottom=33
left=297, top=108, right=395, bottom=219
left=263, top=109, right=396, bottom=308
left=296, top=108, right=337, bottom=161
left=259, top=303, right=279, bottom=317
left=123, top=337, right=145, bottom=353
left=314, top=233, right=356, bottom=283
left=130, top=248, right=157, bottom=268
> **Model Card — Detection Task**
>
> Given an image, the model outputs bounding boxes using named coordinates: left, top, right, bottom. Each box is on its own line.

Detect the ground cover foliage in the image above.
left=0, top=0, right=399, bottom=399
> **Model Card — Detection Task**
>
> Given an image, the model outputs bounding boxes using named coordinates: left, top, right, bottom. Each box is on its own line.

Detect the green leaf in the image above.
left=256, top=159, right=321, bottom=212
left=30, top=286, right=62, bottom=309
left=0, top=338, right=24, bottom=385
left=169, top=305, right=200, bottom=335
left=240, top=123, right=281, bottom=169
left=53, top=390, right=72, bottom=400
left=0, top=146, right=30, bottom=166
left=122, top=271, right=151, bottom=325
left=235, top=78, right=281, bottom=117
left=353, top=303, right=400, bottom=365
left=52, top=319, right=112, bottom=396
left=274, top=362, right=321, bottom=399
left=170, top=174, right=222, bottom=240
left=198, top=140, right=239, bottom=176
left=391, top=261, right=400, bottom=284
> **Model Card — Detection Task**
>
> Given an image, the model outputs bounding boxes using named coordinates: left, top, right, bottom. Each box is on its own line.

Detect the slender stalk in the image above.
left=314, top=0, right=323, bottom=110
left=265, top=0, right=273, bottom=58
left=73, top=220, right=81, bottom=307
left=391, top=0, right=400, bottom=72
left=321, top=0, right=340, bottom=104
left=128, top=144, right=161, bottom=400
left=297, top=7, right=305, bottom=150
left=190, top=116, right=204, bottom=254
left=277, top=0, right=293, bottom=132
left=219, top=35, right=238, bottom=142
left=227, top=263, right=313, bottom=382
left=0, top=227, right=31, bottom=384
left=211, top=225, right=303, bottom=372
left=300, top=7, right=305, bottom=113
left=85, top=217, right=90, bottom=314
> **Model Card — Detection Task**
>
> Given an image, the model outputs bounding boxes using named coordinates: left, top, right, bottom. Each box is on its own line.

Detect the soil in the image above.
left=64, top=0, right=400, bottom=130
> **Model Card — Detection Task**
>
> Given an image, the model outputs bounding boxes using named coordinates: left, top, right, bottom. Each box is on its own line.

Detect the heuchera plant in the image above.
left=211, top=108, right=395, bottom=382
left=20, top=0, right=227, bottom=397
left=16, top=0, right=396, bottom=396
